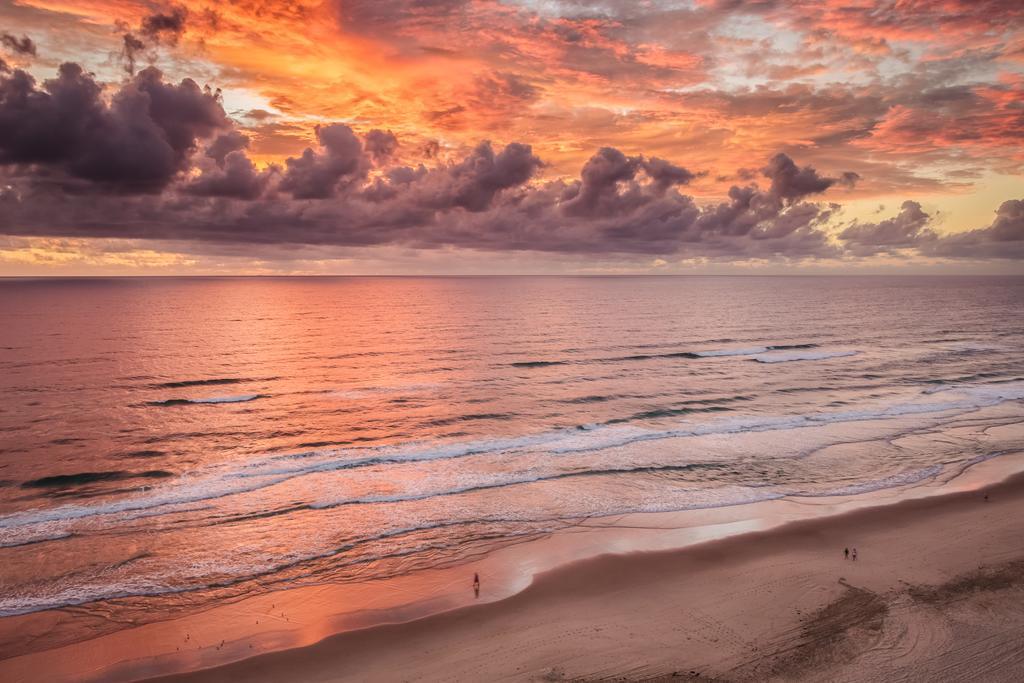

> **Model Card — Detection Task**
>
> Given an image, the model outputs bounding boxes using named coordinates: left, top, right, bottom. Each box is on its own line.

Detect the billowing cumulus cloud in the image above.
left=185, top=150, right=274, bottom=200
left=0, top=63, right=227, bottom=193
left=363, top=129, right=398, bottom=164
left=426, top=141, right=543, bottom=212
left=278, top=123, right=369, bottom=199
left=922, top=200, right=1024, bottom=259
left=839, top=201, right=935, bottom=256
left=205, top=130, right=250, bottom=166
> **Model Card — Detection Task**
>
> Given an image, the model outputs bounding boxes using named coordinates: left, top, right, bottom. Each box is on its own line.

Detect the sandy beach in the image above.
left=127, top=460, right=1024, bottom=682
left=3, top=451, right=1024, bottom=683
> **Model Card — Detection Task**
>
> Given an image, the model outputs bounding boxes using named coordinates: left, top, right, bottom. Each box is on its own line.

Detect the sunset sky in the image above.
left=0, top=0, right=1021, bottom=274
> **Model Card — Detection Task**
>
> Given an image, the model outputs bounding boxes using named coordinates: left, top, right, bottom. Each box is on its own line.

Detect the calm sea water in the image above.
left=1, top=276, right=1022, bottom=635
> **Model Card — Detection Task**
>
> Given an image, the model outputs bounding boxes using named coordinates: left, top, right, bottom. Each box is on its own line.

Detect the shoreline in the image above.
left=158, top=463, right=1024, bottom=682
left=2, top=449, right=1023, bottom=682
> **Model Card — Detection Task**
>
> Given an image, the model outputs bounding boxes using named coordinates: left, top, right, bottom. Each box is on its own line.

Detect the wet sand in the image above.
left=144, top=468, right=1024, bottom=682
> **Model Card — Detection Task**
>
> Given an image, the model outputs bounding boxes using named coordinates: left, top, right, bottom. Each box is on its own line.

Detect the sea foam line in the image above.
left=751, top=350, right=859, bottom=363
left=0, top=452, right=1002, bottom=618
left=148, top=394, right=263, bottom=406
left=1, top=441, right=1020, bottom=616
left=1, top=380, right=1022, bottom=545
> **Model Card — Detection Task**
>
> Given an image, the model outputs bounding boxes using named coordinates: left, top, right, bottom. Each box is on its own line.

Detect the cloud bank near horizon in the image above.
left=0, top=62, right=1020, bottom=264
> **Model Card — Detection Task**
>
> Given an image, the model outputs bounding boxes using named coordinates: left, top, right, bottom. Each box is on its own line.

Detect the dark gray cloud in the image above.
left=1, top=33, right=36, bottom=57
left=120, top=33, right=147, bottom=76
left=559, top=148, right=696, bottom=219
left=0, top=63, right=227, bottom=193
left=141, top=6, right=189, bottom=44
left=279, top=124, right=367, bottom=199
left=838, top=171, right=860, bottom=188
left=642, top=157, right=698, bottom=192
left=363, top=129, right=398, bottom=163
left=984, top=200, right=1024, bottom=241
left=185, top=151, right=274, bottom=200
left=762, top=152, right=837, bottom=201
left=437, top=141, right=542, bottom=211
left=839, top=200, right=934, bottom=256
left=206, top=130, right=250, bottom=166
left=357, top=140, right=542, bottom=212
left=562, top=147, right=640, bottom=217
left=117, top=6, right=189, bottom=76
left=922, top=200, right=1024, bottom=259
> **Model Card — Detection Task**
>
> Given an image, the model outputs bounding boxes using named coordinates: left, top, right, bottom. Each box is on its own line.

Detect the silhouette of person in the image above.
left=473, top=572, right=480, bottom=598
left=844, top=547, right=849, bottom=560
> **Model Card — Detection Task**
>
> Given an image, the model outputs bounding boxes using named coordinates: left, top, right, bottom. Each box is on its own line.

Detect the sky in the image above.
left=0, top=0, right=1021, bottom=275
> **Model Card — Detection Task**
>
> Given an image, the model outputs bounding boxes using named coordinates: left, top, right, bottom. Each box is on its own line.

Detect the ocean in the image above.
left=1, top=275, right=1022, bottom=641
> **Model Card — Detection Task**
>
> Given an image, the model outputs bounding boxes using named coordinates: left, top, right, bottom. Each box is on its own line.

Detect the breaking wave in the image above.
left=3, top=380, right=1021, bottom=550
left=148, top=394, right=264, bottom=406
left=752, top=350, right=859, bottom=363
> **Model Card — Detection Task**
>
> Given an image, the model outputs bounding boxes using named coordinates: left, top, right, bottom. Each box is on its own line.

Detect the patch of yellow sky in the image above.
left=0, top=238, right=198, bottom=272
left=839, top=173, right=1023, bottom=236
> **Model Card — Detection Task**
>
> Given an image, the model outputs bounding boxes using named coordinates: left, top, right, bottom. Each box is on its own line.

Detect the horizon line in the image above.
left=2, top=273, right=1023, bottom=280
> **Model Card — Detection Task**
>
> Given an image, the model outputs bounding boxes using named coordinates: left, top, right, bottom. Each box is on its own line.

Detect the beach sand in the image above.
left=4, top=459, right=1024, bottom=683
left=144, top=468, right=1024, bottom=682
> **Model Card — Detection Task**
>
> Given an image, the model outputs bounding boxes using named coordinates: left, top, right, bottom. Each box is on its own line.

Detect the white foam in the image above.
left=330, top=383, right=442, bottom=399
left=693, top=346, right=768, bottom=357
left=0, top=485, right=791, bottom=617
left=2, top=380, right=1022, bottom=549
left=0, top=519, right=541, bottom=617
left=0, top=475, right=283, bottom=543
left=0, top=530, right=73, bottom=548
left=307, top=462, right=711, bottom=510
left=793, top=464, right=942, bottom=497
left=942, top=342, right=1004, bottom=353
left=752, top=350, right=858, bottom=363
left=188, top=394, right=260, bottom=404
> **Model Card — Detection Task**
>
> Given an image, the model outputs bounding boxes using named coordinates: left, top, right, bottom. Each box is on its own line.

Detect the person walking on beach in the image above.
left=852, top=548, right=858, bottom=561
left=844, top=547, right=849, bottom=560
left=473, top=572, right=480, bottom=598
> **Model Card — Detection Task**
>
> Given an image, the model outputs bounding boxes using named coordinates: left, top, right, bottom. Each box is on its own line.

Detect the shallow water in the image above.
left=0, top=275, right=1022, bottom=629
